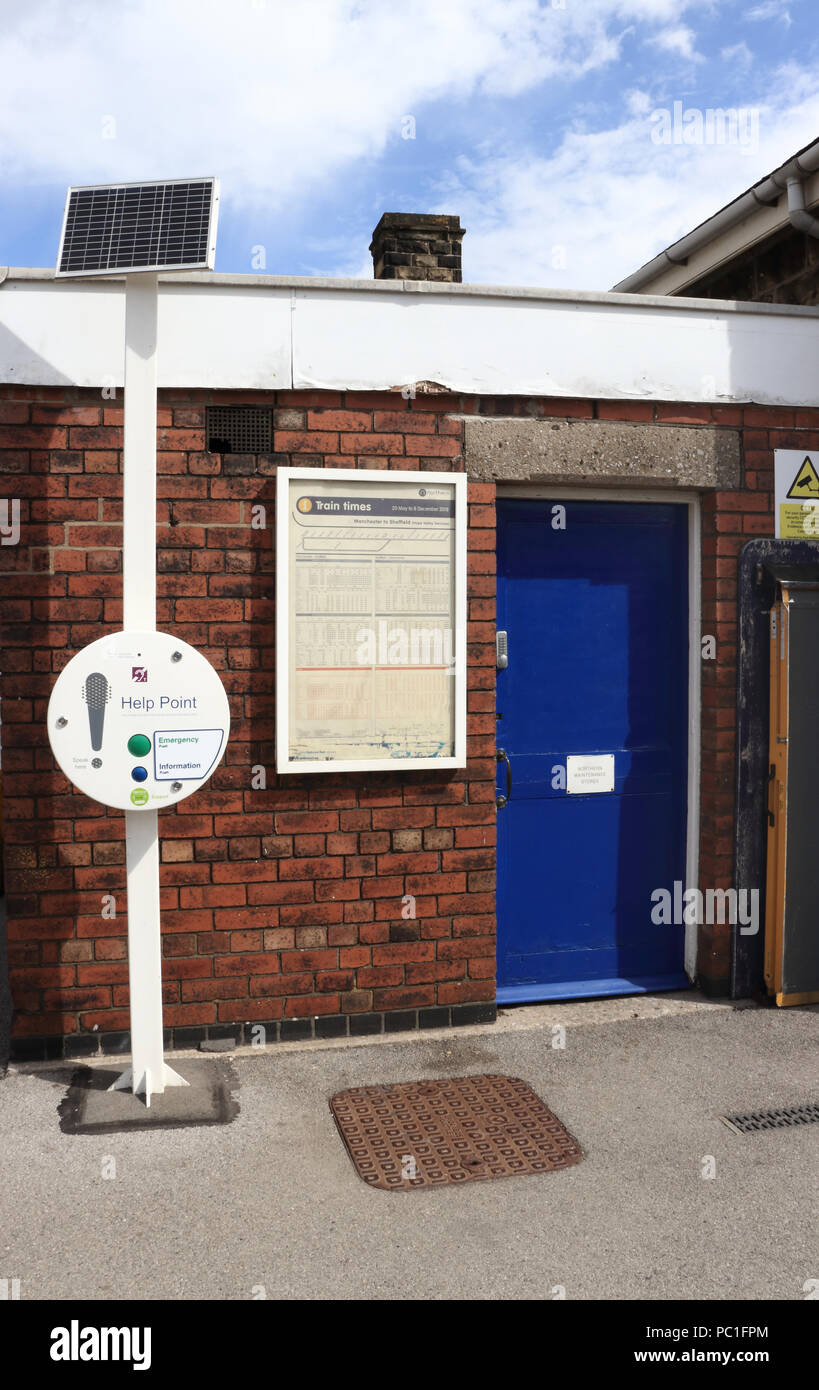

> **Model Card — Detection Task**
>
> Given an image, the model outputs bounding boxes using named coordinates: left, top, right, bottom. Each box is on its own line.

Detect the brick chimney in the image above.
left=370, top=213, right=465, bottom=282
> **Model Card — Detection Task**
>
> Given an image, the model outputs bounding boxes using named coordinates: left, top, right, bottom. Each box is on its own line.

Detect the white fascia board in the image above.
left=1, top=270, right=819, bottom=405
left=0, top=277, right=292, bottom=389
left=292, top=286, right=819, bottom=405
left=158, top=283, right=291, bottom=388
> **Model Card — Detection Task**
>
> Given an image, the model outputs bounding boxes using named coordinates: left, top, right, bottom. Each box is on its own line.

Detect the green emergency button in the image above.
left=128, top=734, right=152, bottom=757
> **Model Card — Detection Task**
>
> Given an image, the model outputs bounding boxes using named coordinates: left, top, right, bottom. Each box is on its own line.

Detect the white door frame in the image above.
left=495, top=485, right=701, bottom=982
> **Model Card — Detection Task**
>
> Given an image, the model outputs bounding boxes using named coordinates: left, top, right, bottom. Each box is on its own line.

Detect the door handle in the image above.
left=496, top=748, right=512, bottom=808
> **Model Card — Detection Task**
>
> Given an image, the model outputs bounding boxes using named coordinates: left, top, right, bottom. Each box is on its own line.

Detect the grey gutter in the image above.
left=612, top=139, right=819, bottom=292
left=785, top=176, right=819, bottom=239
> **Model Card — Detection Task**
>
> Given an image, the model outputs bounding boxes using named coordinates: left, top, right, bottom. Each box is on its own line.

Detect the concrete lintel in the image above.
left=464, top=417, right=741, bottom=489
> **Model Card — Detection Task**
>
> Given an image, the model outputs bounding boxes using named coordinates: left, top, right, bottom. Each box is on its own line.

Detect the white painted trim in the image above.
left=276, top=466, right=467, bottom=774
left=495, top=484, right=701, bottom=982
left=3, top=272, right=819, bottom=402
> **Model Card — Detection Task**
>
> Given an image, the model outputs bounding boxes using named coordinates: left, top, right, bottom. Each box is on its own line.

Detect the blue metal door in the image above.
left=496, top=499, right=689, bottom=1002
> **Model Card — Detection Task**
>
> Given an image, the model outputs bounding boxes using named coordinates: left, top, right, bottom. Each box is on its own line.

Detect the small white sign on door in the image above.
left=566, top=754, right=615, bottom=794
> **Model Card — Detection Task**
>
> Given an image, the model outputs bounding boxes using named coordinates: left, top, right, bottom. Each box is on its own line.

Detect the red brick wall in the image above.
left=3, top=387, right=819, bottom=1045
left=0, top=387, right=497, bottom=1046
left=697, top=406, right=819, bottom=981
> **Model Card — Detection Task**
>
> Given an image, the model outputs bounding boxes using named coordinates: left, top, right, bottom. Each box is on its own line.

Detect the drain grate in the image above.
left=330, top=1073, right=583, bottom=1190
left=720, top=1102, right=819, bottom=1134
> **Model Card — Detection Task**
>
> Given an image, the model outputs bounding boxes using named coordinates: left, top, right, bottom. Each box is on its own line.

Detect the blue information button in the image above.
left=131, top=766, right=149, bottom=783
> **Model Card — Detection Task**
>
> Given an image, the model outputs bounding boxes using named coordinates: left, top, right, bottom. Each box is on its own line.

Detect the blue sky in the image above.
left=1, top=0, right=817, bottom=289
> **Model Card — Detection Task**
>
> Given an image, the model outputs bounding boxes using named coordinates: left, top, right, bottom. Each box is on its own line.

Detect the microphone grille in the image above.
left=84, top=673, right=109, bottom=709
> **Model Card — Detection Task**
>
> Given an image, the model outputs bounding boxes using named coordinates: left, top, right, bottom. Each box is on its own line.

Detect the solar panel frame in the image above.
left=55, top=177, right=220, bottom=277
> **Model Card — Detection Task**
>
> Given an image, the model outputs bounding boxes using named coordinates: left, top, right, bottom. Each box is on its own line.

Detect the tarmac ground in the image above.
left=1, top=990, right=817, bottom=1301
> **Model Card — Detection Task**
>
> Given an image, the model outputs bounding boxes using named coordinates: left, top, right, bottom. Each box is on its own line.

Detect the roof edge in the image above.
left=3, top=265, right=819, bottom=319
left=612, top=137, right=819, bottom=293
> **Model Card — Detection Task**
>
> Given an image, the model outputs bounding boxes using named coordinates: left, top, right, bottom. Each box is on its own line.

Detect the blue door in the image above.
left=496, top=499, right=689, bottom=1002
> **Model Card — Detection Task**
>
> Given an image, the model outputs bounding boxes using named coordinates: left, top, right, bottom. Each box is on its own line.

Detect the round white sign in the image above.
left=47, top=630, right=231, bottom=812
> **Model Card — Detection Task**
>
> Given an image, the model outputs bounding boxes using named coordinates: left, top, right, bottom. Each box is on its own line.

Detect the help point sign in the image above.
left=48, top=630, right=230, bottom=812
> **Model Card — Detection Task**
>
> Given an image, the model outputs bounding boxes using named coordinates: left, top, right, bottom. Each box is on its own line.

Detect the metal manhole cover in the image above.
left=330, top=1073, right=583, bottom=1190
left=720, top=1102, right=819, bottom=1134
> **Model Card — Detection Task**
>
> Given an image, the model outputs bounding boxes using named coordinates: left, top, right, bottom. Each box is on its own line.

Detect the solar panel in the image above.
left=56, top=177, right=219, bottom=277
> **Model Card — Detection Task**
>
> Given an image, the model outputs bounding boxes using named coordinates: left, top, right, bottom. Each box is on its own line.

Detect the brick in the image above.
left=341, top=989, right=372, bottom=1013
left=164, top=1003, right=217, bottom=1025
left=275, top=811, right=338, bottom=833
left=371, top=807, right=434, bottom=829
left=279, top=949, right=337, bottom=971
left=32, top=406, right=101, bottom=425
left=284, top=994, right=340, bottom=1018
left=338, top=433, right=404, bottom=455
left=372, top=942, right=435, bottom=965
left=273, top=431, right=339, bottom=453
left=214, top=907, right=282, bottom=931
left=372, top=986, right=434, bottom=1009
left=438, top=936, right=494, bottom=960
left=249, top=972, right=313, bottom=997
left=405, top=961, right=464, bottom=984
left=214, top=952, right=280, bottom=976
left=339, top=947, right=370, bottom=967
left=0, top=424, right=68, bottom=448
left=328, top=923, right=359, bottom=943
left=357, top=965, right=403, bottom=987
left=376, top=851, right=437, bottom=875
left=280, top=902, right=343, bottom=926
left=43, top=986, right=110, bottom=1010
left=316, top=970, right=354, bottom=991
left=597, top=401, right=655, bottom=422
left=306, top=410, right=372, bottom=431
left=293, top=926, right=327, bottom=948
left=279, top=857, right=344, bottom=881
left=217, top=999, right=283, bottom=1023
left=411, top=435, right=462, bottom=457
left=373, top=411, right=436, bottom=432
left=437, top=980, right=493, bottom=1005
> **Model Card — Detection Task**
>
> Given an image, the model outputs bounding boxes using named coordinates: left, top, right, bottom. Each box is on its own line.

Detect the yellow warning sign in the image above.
left=780, top=502, right=819, bottom=538
left=786, top=455, right=819, bottom=499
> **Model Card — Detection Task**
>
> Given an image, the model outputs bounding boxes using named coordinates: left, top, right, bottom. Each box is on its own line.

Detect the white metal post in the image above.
left=122, top=274, right=158, bottom=632
left=110, top=273, right=187, bottom=1105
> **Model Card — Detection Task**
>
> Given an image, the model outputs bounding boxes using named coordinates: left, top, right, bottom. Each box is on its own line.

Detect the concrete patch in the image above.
left=464, top=416, right=741, bottom=489
left=57, top=1057, right=239, bottom=1135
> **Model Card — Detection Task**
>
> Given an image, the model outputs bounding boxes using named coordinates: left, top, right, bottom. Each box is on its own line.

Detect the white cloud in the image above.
left=625, top=89, right=654, bottom=115
left=0, top=0, right=811, bottom=295
left=746, top=1, right=792, bottom=23
left=428, top=71, right=819, bottom=291
left=647, top=25, right=704, bottom=61
left=0, top=0, right=713, bottom=203
left=721, top=42, right=754, bottom=67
